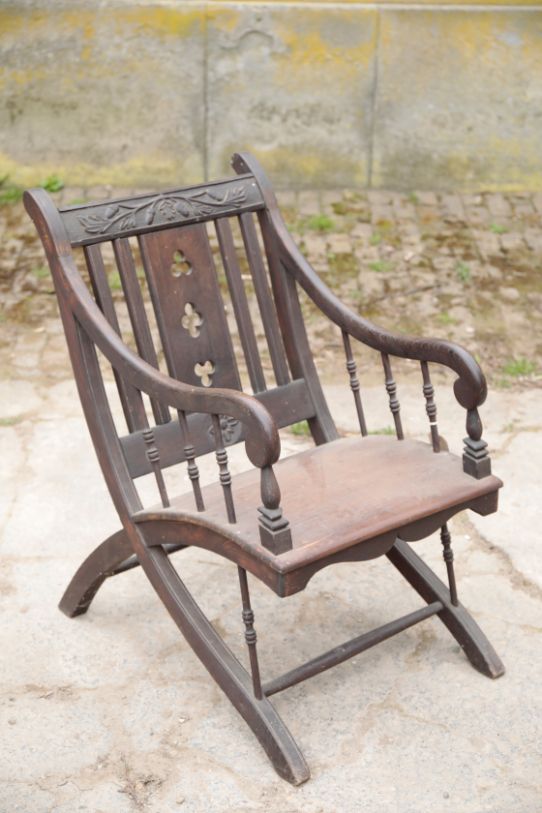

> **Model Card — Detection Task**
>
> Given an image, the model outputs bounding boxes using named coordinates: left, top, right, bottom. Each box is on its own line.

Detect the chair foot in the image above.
left=387, top=538, right=505, bottom=679
left=58, top=529, right=132, bottom=617
left=132, top=533, right=310, bottom=785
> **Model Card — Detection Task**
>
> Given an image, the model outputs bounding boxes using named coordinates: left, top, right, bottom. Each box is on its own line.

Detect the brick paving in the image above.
left=0, top=186, right=540, bottom=387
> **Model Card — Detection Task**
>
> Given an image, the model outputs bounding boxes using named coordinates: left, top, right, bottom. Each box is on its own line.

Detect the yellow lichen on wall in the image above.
left=0, top=150, right=198, bottom=188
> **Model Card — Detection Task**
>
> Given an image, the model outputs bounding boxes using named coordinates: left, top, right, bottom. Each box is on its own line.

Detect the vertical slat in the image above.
left=211, top=414, right=236, bottom=524
left=238, top=213, right=290, bottom=386
left=177, top=409, right=204, bottom=511
left=142, top=428, right=170, bottom=508
left=84, top=244, right=148, bottom=432
left=257, top=209, right=338, bottom=444
left=381, top=353, right=404, bottom=439
left=138, top=225, right=241, bottom=391
left=112, top=237, right=170, bottom=424
left=215, top=219, right=266, bottom=393
left=341, top=331, right=368, bottom=436
left=421, top=361, right=440, bottom=452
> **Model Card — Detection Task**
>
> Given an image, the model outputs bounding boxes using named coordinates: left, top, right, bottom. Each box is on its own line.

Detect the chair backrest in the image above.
left=27, top=159, right=337, bottom=494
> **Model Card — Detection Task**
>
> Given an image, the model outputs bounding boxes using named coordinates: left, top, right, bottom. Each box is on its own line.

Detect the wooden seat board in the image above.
left=137, top=436, right=502, bottom=574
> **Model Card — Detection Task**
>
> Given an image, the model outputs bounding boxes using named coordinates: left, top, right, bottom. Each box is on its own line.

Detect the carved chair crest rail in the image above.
left=25, top=152, right=504, bottom=785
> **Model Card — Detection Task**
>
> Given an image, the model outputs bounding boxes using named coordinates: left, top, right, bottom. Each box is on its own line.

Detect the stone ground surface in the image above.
left=0, top=188, right=541, bottom=812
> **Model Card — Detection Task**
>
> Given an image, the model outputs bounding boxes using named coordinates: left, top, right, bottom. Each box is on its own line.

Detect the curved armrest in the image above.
left=232, top=152, right=486, bottom=413
left=277, top=220, right=485, bottom=411
left=69, top=256, right=280, bottom=468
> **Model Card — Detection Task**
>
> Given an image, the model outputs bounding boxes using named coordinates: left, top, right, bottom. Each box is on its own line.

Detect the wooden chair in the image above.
left=25, top=153, right=504, bottom=785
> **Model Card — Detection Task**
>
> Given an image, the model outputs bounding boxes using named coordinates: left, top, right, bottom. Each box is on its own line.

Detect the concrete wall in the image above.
left=1, top=1, right=541, bottom=190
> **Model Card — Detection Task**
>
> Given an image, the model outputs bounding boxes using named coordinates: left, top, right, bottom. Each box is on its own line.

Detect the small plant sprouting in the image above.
left=456, top=262, right=471, bottom=283
left=490, top=223, right=507, bottom=235
left=501, top=358, right=536, bottom=378
left=407, top=192, right=419, bottom=205
left=369, top=232, right=382, bottom=246
left=304, top=214, right=335, bottom=233
left=369, top=426, right=395, bottom=436
left=0, top=176, right=23, bottom=205
left=290, top=420, right=311, bottom=437
left=437, top=311, right=455, bottom=326
left=42, top=175, right=65, bottom=193
left=32, top=266, right=50, bottom=279
left=108, top=271, right=122, bottom=291
left=368, top=260, right=392, bottom=273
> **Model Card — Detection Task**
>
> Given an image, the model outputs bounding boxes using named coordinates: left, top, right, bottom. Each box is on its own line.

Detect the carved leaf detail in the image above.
left=208, top=415, right=241, bottom=445
left=77, top=185, right=249, bottom=237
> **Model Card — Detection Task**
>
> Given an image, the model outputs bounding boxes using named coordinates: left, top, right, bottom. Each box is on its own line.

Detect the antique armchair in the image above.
left=25, top=153, right=504, bottom=785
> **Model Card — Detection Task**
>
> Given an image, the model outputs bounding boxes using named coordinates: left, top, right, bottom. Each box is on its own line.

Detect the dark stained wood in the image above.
left=381, top=352, right=404, bottom=439
left=60, top=175, right=265, bottom=246
left=440, top=523, right=458, bottom=605
left=238, top=212, right=290, bottom=386
left=138, top=223, right=241, bottom=390
left=136, top=436, right=502, bottom=577
left=238, top=566, right=263, bottom=700
left=387, top=538, right=505, bottom=678
left=25, top=154, right=504, bottom=788
left=112, top=237, right=170, bottom=425
left=215, top=217, right=266, bottom=392
left=342, top=330, right=367, bottom=436
left=421, top=360, right=440, bottom=452
left=84, top=243, right=148, bottom=432
left=264, top=601, right=443, bottom=696
left=120, top=379, right=315, bottom=478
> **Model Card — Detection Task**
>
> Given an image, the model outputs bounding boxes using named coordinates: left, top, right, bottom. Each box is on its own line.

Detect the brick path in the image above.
left=0, top=186, right=540, bottom=386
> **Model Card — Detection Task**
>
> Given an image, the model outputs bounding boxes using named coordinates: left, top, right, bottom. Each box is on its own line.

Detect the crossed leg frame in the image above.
left=59, top=526, right=505, bottom=786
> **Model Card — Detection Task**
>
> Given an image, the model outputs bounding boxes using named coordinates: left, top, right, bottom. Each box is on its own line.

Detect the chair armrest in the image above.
left=232, top=151, right=486, bottom=413
left=55, top=251, right=280, bottom=470
left=273, top=209, right=486, bottom=412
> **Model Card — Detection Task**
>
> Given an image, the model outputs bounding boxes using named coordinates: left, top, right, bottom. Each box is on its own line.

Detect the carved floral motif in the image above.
left=208, top=415, right=242, bottom=445
left=77, top=186, right=248, bottom=237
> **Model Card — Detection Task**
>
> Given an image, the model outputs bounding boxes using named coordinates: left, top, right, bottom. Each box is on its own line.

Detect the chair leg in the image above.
left=59, top=529, right=133, bottom=617
left=440, top=523, right=458, bottom=606
left=132, top=532, right=310, bottom=785
left=387, top=537, right=505, bottom=679
left=238, top=566, right=263, bottom=699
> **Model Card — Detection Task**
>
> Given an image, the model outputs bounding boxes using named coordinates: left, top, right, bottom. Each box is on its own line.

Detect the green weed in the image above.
left=0, top=176, right=23, bottom=205
left=290, top=420, right=311, bottom=437
left=368, top=260, right=392, bottom=273
left=0, top=416, right=22, bottom=427
left=369, top=426, right=395, bottom=436
left=42, top=174, right=64, bottom=193
left=490, top=223, right=507, bottom=235
left=501, top=358, right=536, bottom=378
left=32, top=266, right=50, bottom=279
left=456, top=262, right=471, bottom=283
left=304, top=214, right=335, bottom=233
left=437, top=311, right=455, bottom=326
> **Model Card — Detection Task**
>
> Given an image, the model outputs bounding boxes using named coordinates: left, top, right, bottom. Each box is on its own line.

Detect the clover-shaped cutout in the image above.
left=181, top=302, right=203, bottom=338
left=194, top=360, right=215, bottom=387
left=170, top=250, right=192, bottom=277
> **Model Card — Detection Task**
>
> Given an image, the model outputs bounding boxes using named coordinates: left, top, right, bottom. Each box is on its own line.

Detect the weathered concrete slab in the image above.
left=1, top=2, right=542, bottom=190
left=1, top=367, right=541, bottom=811
left=206, top=5, right=377, bottom=187
left=373, top=9, right=542, bottom=190
left=0, top=3, right=205, bottom=187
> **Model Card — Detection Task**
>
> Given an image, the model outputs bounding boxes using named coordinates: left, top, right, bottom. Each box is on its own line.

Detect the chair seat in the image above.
left=135, top=436, right=502, bottom=593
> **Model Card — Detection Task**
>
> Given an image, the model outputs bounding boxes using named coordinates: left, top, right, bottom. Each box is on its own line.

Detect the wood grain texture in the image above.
left=136, top=436, right=502, bottom=576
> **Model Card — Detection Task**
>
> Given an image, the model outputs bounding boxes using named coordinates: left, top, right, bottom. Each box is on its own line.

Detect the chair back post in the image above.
left=231, top=152, right=338, bottom=446
left=23, top=189, right=143, bottom=521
